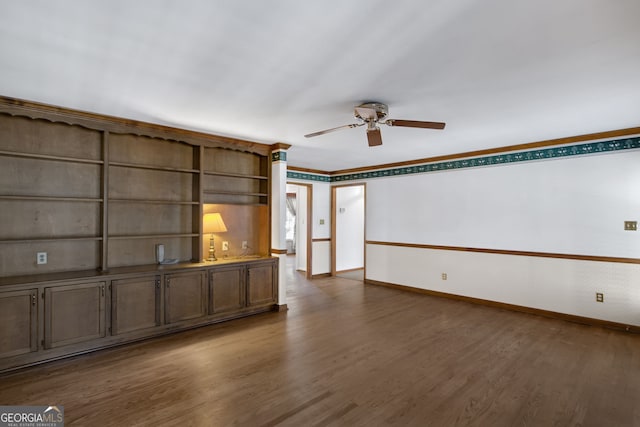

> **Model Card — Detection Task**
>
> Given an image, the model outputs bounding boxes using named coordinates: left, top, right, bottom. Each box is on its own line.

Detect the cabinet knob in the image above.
left=31, top=293, right=36, bottom=306
left=101, top=285, right=105, bottom=297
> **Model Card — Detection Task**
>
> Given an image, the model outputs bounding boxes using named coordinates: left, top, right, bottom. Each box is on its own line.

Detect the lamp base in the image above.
left=208, top=238, right=216, bottom=261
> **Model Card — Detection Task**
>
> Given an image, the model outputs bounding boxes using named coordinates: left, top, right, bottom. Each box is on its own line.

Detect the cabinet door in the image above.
left=165, top=271, right=207, bottom=324
left=111, top=276, right=160, bottom=335
left=44, top=282, right=106, bottom=349
left=0, top=289, right=38, bottom=359
left=247, top=261, right=277, bottom=307
left=210, top=265, right=245, bottom=314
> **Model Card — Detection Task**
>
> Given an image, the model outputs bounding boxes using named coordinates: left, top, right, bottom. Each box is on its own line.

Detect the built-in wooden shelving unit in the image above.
left=0, top=98, right=273, bottom=277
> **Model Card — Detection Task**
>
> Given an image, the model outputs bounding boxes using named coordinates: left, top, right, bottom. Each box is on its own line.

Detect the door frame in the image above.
left=331, top=183, right=366, bottom=277
left=286, top=182, right=313, bottom=279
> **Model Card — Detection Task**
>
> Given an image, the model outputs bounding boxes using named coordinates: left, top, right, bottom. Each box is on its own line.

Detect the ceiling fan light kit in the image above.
left=305, top=102, right=446, bottom=147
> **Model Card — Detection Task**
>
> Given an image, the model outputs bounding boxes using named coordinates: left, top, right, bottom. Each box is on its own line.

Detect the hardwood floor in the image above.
left=2, top=258, right=640, bottom=426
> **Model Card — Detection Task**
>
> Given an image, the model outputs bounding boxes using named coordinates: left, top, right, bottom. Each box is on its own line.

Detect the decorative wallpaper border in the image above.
left=287, top=171, right=330, bottom=182
left=271, top=151, right=287, bottom=162
left=287, top=136, right=640, bottom=182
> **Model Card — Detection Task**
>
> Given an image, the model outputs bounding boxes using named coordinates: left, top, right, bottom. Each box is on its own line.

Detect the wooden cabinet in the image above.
left=209, top=265, right=246, bottom=314
left=164, top=271, right=207, bottom=324
left=0, top=289, right=38, bottom=359
left=247, top=261, right=277, bottom=307
left=44, top=281, right=106, bottom=349
left=0, top=97, right=279, bottom=373
left=111, top=276, right=161, bottom=335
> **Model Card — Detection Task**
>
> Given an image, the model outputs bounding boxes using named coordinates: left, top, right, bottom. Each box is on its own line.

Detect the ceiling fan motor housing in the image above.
left=355, top=102, right=389, bottom=122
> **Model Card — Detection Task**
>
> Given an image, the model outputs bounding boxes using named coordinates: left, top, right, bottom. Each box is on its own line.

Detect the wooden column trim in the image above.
left=101, top=131, right=109, bottom=272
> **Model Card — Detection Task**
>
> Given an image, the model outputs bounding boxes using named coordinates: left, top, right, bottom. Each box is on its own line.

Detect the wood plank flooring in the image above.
left=2, top=258, right=640, bottom=426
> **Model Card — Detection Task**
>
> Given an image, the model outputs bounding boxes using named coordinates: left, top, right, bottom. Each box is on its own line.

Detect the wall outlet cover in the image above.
left=222, top=241, right=229, bottom=251
left=37, top=252, right=47, bottom=265
left=242, top=241, right=248, bottom=249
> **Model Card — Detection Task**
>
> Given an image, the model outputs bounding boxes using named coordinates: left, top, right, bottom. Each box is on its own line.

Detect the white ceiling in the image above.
left=1, top=1, right=639, bottom=171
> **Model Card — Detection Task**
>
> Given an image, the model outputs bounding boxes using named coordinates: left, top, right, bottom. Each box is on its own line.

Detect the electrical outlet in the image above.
left=242, top=241, right=248, bottom=249
left=37, top=252, right=47, bottom=265
left=596, top=292, right=604, bottom=303
left=624, top=221, right=637, bottom=231
left=222, top=241, right=229, bottom=251
left=442, top=273, right=447, bottom=280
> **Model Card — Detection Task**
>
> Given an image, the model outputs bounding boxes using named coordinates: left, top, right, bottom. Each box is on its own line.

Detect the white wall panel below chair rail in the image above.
left=366, top=243, right=640, bottom=327
left=312, top=240, right=331, bottom=275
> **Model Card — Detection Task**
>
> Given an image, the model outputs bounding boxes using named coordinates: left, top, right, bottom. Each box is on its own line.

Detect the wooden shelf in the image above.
left=203, top=190, right=268, bottom=197
left=0, top=195, right=103, bottom=203
left=203, top=170, right=268, bottom=180
left=108, top=233, right=199, bottom=241
left=0, top=149, right=103, bottom=165
left=109, top=199, right=198, bottom=205
left=0, top=236, right=103, bottom=244
left=0, top=103, right=272, bottom=276
left=110, top=161, right=199, bottom=174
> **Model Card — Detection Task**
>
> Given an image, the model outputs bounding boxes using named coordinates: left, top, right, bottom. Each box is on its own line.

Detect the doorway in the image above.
left=331, top=184, right=365, bottom=280
left=286, top=183, right=312, bottom=279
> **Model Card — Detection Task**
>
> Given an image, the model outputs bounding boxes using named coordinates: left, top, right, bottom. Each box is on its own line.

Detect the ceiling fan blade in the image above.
left=367, top=128, right=383, bottom=147
left=385, top=119, right=446, bottom=130
left=304, top=123, right=363, bottom=138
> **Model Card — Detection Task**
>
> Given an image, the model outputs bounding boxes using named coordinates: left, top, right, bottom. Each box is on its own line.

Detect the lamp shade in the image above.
left=203, top=213, right=228, bottom=233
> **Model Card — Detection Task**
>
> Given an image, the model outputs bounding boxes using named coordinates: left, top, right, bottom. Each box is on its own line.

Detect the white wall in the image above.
left=335, top=185, right=365, bottom=271
left=365, top=150, right=640, bottom=326
left=367, top=152, right=640, bottom=257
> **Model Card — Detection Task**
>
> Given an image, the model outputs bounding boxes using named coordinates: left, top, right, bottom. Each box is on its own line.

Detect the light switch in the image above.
left=624, top=221, right=637, bottom=231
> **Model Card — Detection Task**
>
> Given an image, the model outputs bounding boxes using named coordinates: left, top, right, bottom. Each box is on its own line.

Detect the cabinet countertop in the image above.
left=0, top=256, right=276, bottom=287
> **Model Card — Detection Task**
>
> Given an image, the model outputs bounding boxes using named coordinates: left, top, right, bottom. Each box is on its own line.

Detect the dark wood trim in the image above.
left=273, top=304, right=288, bottom=312
left=366, top=279, right=640, bottom=334
left=270, top=143, right=292, bottom=151
left=271, top=249, right=287, bottom=255
left=287, top=166, right=331, bottom=176
left=312, top=238, right=331, bottom=243
left=366, top=240, right=640, bottom=265
left=331, top=186, right=336, bottom=276
left=0, top=95, right=272, bottom=156
left=101, top=131, right=109, bottom=271
left=336, top=267, right=364, bottom=274
left=330, top=127, right=640, bottom=176
left=311, top=273, right=332, bottom=279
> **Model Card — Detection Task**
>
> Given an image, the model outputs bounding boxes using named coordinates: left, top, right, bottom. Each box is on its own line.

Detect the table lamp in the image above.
left=203, top=212, right=227, bottom=261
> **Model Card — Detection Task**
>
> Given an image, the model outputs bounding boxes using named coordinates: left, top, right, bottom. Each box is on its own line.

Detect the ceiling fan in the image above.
left=304, top=102, right=446, bottom=147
